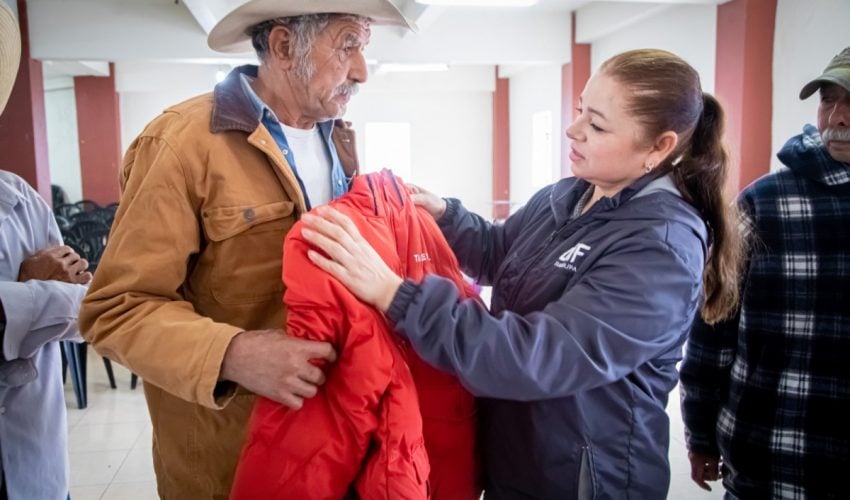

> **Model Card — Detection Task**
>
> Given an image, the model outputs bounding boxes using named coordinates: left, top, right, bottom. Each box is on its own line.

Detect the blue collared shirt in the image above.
left=239, top=74, right=348, bottom=210
left=0, top=170, right=87, bottom=499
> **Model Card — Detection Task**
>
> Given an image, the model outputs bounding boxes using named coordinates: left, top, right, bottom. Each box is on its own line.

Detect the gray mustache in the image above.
left=335, top=83, right=360, bottom=98
left=822, top=128, right=850, bottom=142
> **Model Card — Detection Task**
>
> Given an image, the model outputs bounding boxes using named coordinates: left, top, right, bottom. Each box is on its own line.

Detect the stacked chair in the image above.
left=54, top=200, right=138, bottom=409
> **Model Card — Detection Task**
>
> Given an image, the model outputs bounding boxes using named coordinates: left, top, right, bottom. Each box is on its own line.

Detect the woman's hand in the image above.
left=407, top=184, right=447, bottom=220
left=301, top=206, right=403, bottom=313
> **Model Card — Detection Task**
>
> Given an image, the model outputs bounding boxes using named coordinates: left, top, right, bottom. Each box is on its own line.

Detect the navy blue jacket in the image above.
left=387, top=174, right=708, bottom=499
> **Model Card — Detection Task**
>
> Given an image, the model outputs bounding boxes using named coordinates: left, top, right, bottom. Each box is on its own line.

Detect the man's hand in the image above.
left=18, top=246, right=92, bottom=284
left=688, top=451, right=722, bottom=491
left=220, top=329, right=337, bottom=409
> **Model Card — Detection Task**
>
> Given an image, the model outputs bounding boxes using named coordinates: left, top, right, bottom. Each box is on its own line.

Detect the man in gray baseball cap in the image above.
left=681, top=46, right=850, bottom=499
left=799, top=46, right=850, bottom=163
left=79, top=1, right=415, bottom=498
left=800, top=46, right=850, bottom=98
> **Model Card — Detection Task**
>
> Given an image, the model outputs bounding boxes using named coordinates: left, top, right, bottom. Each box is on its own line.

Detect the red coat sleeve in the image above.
left=231, top=230, right=395, bottom=499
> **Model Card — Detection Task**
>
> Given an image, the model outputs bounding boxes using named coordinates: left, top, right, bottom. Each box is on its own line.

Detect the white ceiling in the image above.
left=28, top=0, right=729, bottom=78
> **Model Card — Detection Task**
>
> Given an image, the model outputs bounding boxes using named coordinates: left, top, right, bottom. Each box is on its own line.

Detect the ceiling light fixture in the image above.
left=415, top=0, right=537, bottom=6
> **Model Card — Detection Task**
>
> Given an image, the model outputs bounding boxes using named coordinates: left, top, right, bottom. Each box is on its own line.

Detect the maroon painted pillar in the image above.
left=0, top=0, right=51, bottom=203
left=561, top=12, right=591, bottom=177
left=492, top=71, right=510, bottom=220
left=74, top=63, right=122, bottom=205
left=715, top=0, right=776, bottom=193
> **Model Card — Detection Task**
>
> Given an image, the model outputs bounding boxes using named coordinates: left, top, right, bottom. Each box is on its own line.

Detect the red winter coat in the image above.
left=231, top=171, right=481, bottom=499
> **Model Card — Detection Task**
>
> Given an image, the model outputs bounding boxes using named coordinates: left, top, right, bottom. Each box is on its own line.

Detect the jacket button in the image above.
left=282, top=149, right=289, bottom=156
left=260, top=139, right=267, bottom=145
left=243, top=208, right=256, bottom=221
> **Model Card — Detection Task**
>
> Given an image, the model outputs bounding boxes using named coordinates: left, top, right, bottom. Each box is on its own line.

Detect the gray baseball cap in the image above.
left=799, top=46, right=850, bottom=100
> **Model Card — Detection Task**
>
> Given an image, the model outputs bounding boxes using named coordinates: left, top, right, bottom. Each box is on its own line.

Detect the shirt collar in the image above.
left=0, top=171, right=26, bottom=222
left=238, top=72, right=334, bottom=142
left=239, top=73, right=273, bottom=123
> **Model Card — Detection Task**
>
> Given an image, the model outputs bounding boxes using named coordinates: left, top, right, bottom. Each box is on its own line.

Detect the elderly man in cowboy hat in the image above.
left=0, top=2, right=92, bottom=498
left=681, top=46, right=850, bottom=499
left=79, top=0, right=415, bottom=497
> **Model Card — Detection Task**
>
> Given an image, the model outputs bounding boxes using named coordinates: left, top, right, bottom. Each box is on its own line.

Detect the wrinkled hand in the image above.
left=301, top=206, right=403, bottom=313
left=407, top=184, right=447, bottom=220
left=18, top=246, right=92, bottom=285
left=221, top=329, right=337, bottom=409
left=688, top=451, right=721, bottom=491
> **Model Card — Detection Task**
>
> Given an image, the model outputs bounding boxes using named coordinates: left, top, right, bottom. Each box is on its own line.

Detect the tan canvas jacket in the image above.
left=79, top=67, right=357, bottom=499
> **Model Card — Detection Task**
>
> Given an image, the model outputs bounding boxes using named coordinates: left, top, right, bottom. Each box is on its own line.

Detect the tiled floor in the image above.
left=65, top=349, right=724, bottom=499
left=65, top=353, right=157, bottom=500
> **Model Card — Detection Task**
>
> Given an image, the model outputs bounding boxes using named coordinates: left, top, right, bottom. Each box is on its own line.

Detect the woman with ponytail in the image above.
left=300, top=48, right=742, bottom=498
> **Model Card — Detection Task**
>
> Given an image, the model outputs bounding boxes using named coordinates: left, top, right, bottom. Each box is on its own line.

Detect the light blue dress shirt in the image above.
left=239, top=73, right=349, bottom=210
left=0, top=170, right=87, bottom=499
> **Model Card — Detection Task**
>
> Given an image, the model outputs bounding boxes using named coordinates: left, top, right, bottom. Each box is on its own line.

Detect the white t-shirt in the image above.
left=281, top=123, right=332, bottom=207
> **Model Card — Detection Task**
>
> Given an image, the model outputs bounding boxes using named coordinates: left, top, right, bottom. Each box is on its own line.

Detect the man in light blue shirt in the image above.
left=0, top=3, right=91, bottom=497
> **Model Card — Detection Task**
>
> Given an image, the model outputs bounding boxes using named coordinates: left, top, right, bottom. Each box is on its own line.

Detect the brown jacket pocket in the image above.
left=201, top=201, right=295, bottom=304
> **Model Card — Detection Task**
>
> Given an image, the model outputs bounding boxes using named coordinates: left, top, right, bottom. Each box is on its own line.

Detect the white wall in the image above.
left=772, top=0, right=850, bottom=171
left=27, top=0, right=218, bottom=62
left=508, top=64, right=562, bottom=210
left=116, top=62, right=226, bottom=153
left=27, top=1, right=572, bottom=67
left=590, top=4, right=717, bottom=94
left=368, top=9, right=572, bottom=65
left=43, top=77, right=83, bottom=203
left=346, top=66, right=495, bottom=218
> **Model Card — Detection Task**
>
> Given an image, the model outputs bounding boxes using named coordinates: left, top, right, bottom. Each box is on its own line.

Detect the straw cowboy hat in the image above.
left=0, top=1, right=21, bottom=114
left=208, top=0, right=416, bottom=53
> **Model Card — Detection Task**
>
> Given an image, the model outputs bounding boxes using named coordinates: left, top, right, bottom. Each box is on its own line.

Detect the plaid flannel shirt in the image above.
left=680, top=125, right=850, bottom=500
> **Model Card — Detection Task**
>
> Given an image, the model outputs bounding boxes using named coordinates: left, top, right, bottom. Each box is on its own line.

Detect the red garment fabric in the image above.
left=231, top=171, right=481, bottom=499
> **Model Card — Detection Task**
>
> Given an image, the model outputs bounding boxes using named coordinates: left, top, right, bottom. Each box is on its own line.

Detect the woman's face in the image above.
left=565, top=73, right=655, bottom=197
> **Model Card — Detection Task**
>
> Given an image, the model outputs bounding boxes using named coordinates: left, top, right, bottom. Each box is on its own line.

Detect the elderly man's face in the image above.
left=295, top=17, right=370, bottom=123
left=818, top=83, right=850, bottom=163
